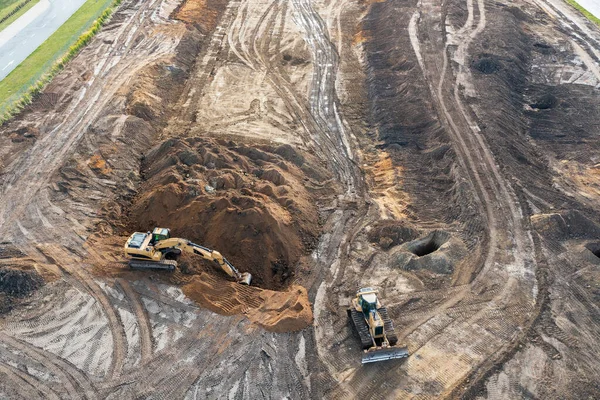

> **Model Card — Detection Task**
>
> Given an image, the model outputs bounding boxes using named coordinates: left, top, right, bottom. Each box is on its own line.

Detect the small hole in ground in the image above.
left=472, top=56, right=501, bottom=74
left=530, top=94, right=558, bottom=110
left=407, top=231, right=449, bottom=257
left=585, top=242, right=600, bottom=258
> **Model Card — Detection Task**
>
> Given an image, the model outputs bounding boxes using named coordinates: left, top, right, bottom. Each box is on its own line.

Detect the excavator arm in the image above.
left=155, top=238, right=252, bottom=285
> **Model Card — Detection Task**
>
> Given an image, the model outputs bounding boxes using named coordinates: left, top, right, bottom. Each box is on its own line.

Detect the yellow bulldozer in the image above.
left=348, top=288, right=409, bottom=363
left=123, top=227, right=252, bottom=285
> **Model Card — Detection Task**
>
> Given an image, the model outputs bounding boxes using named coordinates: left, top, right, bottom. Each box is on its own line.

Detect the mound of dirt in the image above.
left=531, top=210, right=600, bottom=241
left=128, top=137, right=330, bottom=289
left=181, top=272, right=312, bottom=332
left=384, top=231, right=467, bottom=275
left=0, top=267, right=43, bottom=297
left=367, top=221, right=419, bottom=249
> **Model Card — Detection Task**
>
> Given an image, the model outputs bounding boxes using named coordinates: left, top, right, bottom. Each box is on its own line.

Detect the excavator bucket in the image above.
left=362, top=345, right=409, bottom=364
left=239, top=272, right=252, bottom=285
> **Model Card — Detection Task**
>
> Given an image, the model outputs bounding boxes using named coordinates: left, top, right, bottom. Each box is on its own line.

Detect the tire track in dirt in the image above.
left=0, top=332, right=96, bottom=399
left=68, top=265, right=127, bottom=380
left=99, top=315, right=232, bottom=398
left=0, top=0, right=185, bottom=393
left=217, top=0, right=336, bottom=155
left=173, top=0, right=245, bottom=125
left=291, top=0, right=358, bottom=191
left=0, top=0, right=179, bottom=249
left=115, top=278, right=153, bottom=363
left=33, top=246, right=128, bottom=382
left=0, top=362, right=62, bottom=400
left=399, top=0, right=539, bottom=394
left=287, top=1, right=386, bottom=394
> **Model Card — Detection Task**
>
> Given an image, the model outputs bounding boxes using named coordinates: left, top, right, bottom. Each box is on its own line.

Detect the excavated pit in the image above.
left=472, top=55, right=503, bottom=74
left=530, top=93, right=558, bottom=110
left=407, top=232, right=449, bottom=257
left=585, top=242, right=600, bottom=259
left=127, top=137, right=330, bottom=291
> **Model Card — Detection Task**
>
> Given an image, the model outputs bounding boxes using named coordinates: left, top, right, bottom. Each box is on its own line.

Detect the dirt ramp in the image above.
left=129, top=137, right=330, bottom=289
left=182, top=273, right=313, bottom=332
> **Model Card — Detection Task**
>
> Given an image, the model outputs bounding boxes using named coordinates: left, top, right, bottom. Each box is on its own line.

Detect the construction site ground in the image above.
left=0, top=0, right=599, bottom=398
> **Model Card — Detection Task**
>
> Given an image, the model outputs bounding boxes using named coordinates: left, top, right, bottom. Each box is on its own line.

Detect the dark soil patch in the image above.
left=530, top=94, right=558, bottom=110
left=506, top=5, right=531, bottom=21
left=533, top=42, right=555, bottom=55
left=472, top=56, right=502, bottom=74
left=0, top=267, right=43, bottom=297
left=362, top=0, right=484, bottom=254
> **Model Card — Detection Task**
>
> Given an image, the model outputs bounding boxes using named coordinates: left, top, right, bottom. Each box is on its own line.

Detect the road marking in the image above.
left=30, top=33, right=36, bottom=38
left=41, top=23, right=47, bottom=28
left=8, top=51, right=14, bottom=56
left=2, top=60, right=14, bottom=71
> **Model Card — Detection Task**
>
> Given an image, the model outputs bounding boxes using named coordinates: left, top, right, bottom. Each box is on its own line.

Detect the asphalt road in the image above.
left=577, top=0, right=600, bottom=18
left=0, top=0, right=87, bottom=82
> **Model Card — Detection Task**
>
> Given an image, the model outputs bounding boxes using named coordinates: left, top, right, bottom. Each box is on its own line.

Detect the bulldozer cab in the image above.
left=151, top=227, right=170, bottom=244
left=358, top=292, right=378, bottom=316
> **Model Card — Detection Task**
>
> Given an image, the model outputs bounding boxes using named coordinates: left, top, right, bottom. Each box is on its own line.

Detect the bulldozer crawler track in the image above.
left=348, top=308, right=372, bottom=350
left=377, top=307, right=398, bottom=346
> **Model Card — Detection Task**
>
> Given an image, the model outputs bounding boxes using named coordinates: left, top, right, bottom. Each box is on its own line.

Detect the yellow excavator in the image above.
left=123, top=227, right=252, bottom=285
left=348, top=288, right=409, bottom=363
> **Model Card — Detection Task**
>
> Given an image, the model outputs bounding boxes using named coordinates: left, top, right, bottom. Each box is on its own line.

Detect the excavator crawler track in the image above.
left=348, top=308, right=373, bottom=349
left=378, top=307, right=398, bottom=346
left=129, top=259, right=177, bottom=271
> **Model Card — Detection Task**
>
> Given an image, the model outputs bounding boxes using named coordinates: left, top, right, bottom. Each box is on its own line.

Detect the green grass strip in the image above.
left=564, top=0, right=600, bottom=27
left=0, top=0, right=21, bottom=13
left=0, top=0, right=41, bottom=34
left=0, top=0, right=122, bottom=124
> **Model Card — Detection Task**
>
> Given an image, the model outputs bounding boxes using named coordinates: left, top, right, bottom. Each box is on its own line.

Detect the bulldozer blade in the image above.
left=362, top=346, right=409, bottom=364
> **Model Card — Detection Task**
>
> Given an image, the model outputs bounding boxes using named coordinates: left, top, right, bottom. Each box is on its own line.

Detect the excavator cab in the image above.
left=151, top=227, right=170, bottom=244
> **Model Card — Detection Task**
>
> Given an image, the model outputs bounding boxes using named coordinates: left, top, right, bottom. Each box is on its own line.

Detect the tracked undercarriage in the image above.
left=348, top=288, right=408, bottom=363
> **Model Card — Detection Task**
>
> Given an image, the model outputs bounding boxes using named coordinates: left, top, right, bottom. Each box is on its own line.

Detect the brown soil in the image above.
left=181, top=272, right=312, bottom=333
left=0, top=0, right=599, bottom=396
left=126, top=137, right=330, bottom=290
left=174, top=0, right=228, bottom=34
left=89, top=240, right=313, bottom=332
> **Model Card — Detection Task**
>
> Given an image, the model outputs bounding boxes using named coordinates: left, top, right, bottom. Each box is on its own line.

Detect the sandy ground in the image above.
left=0, top=0, right=598, bottom=398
